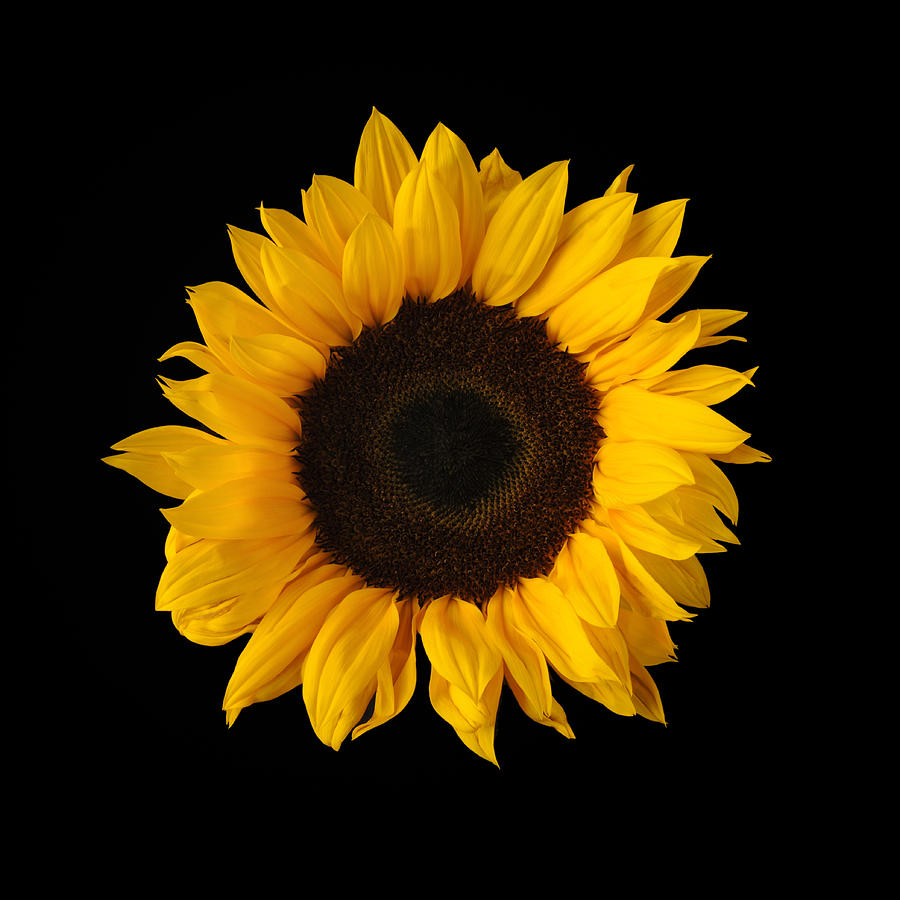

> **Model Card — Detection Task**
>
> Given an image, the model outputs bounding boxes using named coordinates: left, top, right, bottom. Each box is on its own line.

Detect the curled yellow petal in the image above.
left=478, top=148, right=522, bottom=227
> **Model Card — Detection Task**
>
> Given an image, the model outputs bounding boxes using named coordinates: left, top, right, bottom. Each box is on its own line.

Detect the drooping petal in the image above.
left=171, top=580, right=281, bottom=647
left=161, top=477, right=314, bottom=541
left=223, top=566, right=364, bottom=725
left=302, top=587, right=400, bottom=750
left=635, top=364, right=756, bottom=407
left=632, top=549, right=711, bottom=610
left=341, top=213, right=405, bottom=327
left=354, top=107, right=418, bottom=225
left=419, top=596, right=502, bottom=704
left=420, top=122, right=486, bottom=287
left=485, top=588, right=574, bottom=738
left=428, top=664, right=504, bottom=766
left=679, top=451, right=740, bottom=524
left=478, top=148, right=522, bottom=227
left=472, top=160, right=568, bottom=306
left=352, top=599, right=420, bottom=740
left=599, top=384, right=751, bottom=454
left=630, top=659, right=667, bottom=724
left=515, top=191, right=637, bottom=317
left=392, top=160, right=462, bottom=301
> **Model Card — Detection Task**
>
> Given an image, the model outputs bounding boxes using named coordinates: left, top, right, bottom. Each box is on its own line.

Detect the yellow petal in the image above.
left=584, top=519, right=694, bottom=621
left=161, top=443, right=297, bottom=492
left=632, top=255, right=710, bottom=326
left=516, top=191, right=637, bottom=317
left=606, top=503, right=702, bottom=560
left=549, top=531, right=620, bottom=628
left=593, top=439, right=695, bottom=508
left=512, top=577, right=620, bottom=683
left=341, top=213, right=405, bottom=328
left=302, top=587, right=400, bottom=750
left=161, top=477, right=314, bottom=540
left=421, top=122, right=486, bottom=287
left=159, top=373, right=300, bottom=452
left=186, top=281, right=298, bottom=374
left=259, top=241, right=361, bottom=347
left=223, top=566, right=363, bottom=725
left=604, top=164, right=634, bottom=195
left=635, top=364, right=756, bottom=407
left=478, top=148, right=522, bottom=227
left=690, top=309, right=748, bottom=348
left=679, top=451, right=739, bottom=524
left=227, top=225, right=279, bottom=309
left=258, top=204, right=335, bottom=271
left=485, top=589, right=571, bottom=736
left=419, top=596, right=501, bottom=702
left=229, top=332, right=326, bottom=397
left=428, top=665, right=503, bottom=766
left=171, top=580, right=280, bottom=647
left=352, top=599, right=420, bottom=740
left=709, top=443, right=772, bottom=465
left=158, top=340, right=227, bottom=375
left=610, top=198, right=687, bottom=264
left=156, top=533, right=308, bottom=613
left=103, top=425, right=224, bottom=498
left=472, top=160, right=569, bottom=306
left=544, top=257, right=674, bottom=354
left=599, top=384, right=751, bottom=454
left=392, top=160, right=462, bottom=301
left=302, top=174, right=379, bottom=272
left=630, top=660, right=667, bottom=723
left=354, top=107, right=418, bottom=225
left=631, top=549, right=710, bottom=609
left=586, top=310, right=702, bottom=389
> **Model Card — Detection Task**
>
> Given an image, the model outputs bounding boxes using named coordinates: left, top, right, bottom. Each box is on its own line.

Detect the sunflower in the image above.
left=103, top=108, right=768, bottom=765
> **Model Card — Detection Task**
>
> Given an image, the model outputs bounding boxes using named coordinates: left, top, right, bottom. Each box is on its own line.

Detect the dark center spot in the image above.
left=295, top=290, right=603, bottom=604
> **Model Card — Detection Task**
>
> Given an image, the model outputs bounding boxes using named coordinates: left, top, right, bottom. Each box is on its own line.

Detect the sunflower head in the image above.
left=103, top=107, right=768, bottom=765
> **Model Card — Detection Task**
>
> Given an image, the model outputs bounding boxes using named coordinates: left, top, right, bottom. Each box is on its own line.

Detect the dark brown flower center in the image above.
left=295, top=290, right=603, bottom=604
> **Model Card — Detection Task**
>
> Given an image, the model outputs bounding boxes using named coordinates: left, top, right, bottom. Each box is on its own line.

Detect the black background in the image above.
left=18, top=44, right=814, bottom=854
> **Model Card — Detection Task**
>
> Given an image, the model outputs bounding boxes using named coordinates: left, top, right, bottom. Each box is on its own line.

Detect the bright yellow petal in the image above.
left=549, top=531, right=620, bottom=628
left=161, top=443, right=297, bottom=492
left=631, top=549, right=710, bottom=609
left=158, top=340, right=227, bottom=375
left=544, top=257, right=674, bottom=354
left=472, top=160, right=568, bottom=306
left=599, top=384, right=751, bottom=454
left=156, top=533, right=308, bottom=613
left=392, top=160, right=462, bottom=301
left=478, top=148, right=522, bottom=227
left=228, top=332, right=326, bottom=397
left=227, top=225, right=279, bottom=309
left=635, top=364, right=756, bottom=407
left=586, top=310, right=702, bottom=389
left=428, top=665, right=503, bottom=766
left=159, top=373, right=301, bottom=452
left=341, top=212, right=405, bottom=327
left=302, top=587, right=400, bottom=750
left=610, top=198, right=687, bottom=264
left=515, top=191, right=637, bottom=318
left=419, top=596, right=502, bottom=703
left=223, top=565, right=363, bottom=725
left=302, top=174, right=379, bottom=272
left=604, top=164, right=634, bottom=195
left=354, top=107, right=418, bottom=225
left=636, top=255, right=710, bottom=325
left=171, top=580, right=280, bottom=647
left=421, top=122, right=486, bottom=287
left=161, top=477, right=314, bottom=540
left=709, top=443, right=772, bottom=465
left=352, top=599, right=420, bottom=740
left=604, top=503, right=702, bottom=560
left=512, top=577, right=620, bottom=683
left=258, top=204, right=335, bottom=271
left=592, top=439, right=695, bottom=508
